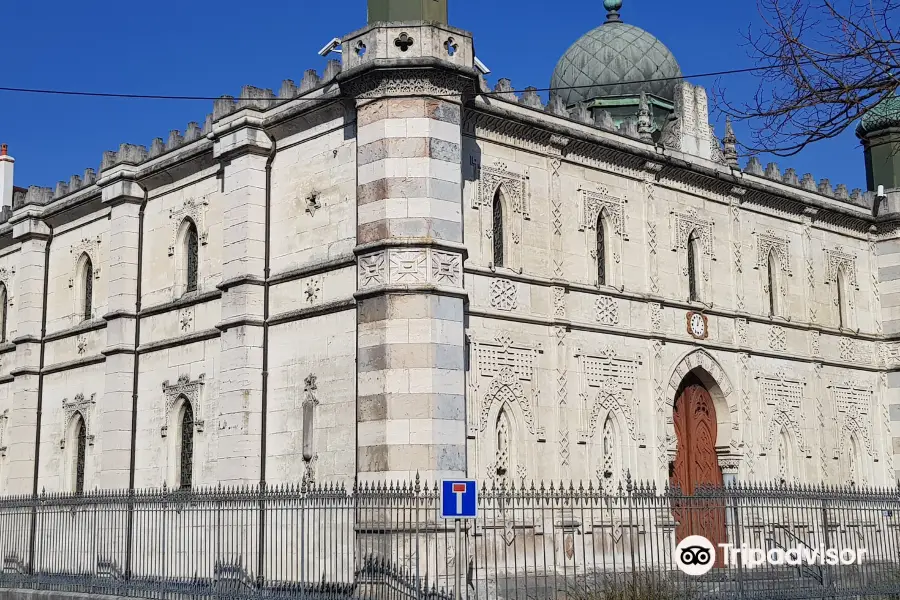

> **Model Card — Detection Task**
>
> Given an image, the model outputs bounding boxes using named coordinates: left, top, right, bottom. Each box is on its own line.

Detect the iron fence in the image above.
left=1, top=477, right=900, bottom=599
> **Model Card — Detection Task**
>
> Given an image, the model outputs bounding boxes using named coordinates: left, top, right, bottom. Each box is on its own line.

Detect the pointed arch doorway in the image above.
left=670, top=375, right=726, bottom=565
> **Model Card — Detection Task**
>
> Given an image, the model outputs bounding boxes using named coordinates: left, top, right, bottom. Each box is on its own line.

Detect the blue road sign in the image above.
left=440, top=479, right=478, bottom=519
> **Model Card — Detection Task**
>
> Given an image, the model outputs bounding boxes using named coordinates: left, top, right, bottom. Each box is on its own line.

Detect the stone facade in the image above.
left=0, top=14, right=897, bottom=497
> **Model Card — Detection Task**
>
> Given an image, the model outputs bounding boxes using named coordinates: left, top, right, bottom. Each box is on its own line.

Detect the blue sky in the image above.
left=1, top=0, right=865, bottom=191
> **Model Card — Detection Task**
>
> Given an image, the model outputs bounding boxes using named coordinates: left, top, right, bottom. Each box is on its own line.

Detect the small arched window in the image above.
left=596, top=212, right=607, bottom=286
left=776, top=428, right=791, bottom=486
left=599, top=414, right=617, bottom=495
left=74, top=414, right=86, bottom=494
left=494, top=406, right=511, bottom=478
left=687, top=230, right=700, bottom=302
left=185, top=221, right=199, bottom=293
left=82, top=257, right=93, bottom=322
left=492, top=190, right=504, bottom=268
left=179, top=401, right=194, bottom=490
left=767, top=250, right=779, bottom=317
left=837, top=267, right=848, bottom=328
left=0, top=283, right=8, bottom=344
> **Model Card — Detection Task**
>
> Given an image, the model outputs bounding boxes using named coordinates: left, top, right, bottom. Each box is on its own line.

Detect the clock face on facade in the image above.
left=686, top=312, right=708, bottom=340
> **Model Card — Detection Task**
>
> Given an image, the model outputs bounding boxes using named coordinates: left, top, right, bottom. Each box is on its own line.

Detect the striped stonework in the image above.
left=355, top=95, right=467, bottom=482
left=877, top=233, right=900, bottom=479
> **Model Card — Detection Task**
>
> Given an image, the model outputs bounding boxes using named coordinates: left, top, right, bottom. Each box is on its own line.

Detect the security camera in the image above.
left=318, top=38, right=343, bottom=57
left=474, top=56, right=491, bottom=75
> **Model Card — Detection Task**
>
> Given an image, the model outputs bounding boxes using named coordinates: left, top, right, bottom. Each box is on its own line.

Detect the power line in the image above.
left=0, top=62, right=797, bottom=102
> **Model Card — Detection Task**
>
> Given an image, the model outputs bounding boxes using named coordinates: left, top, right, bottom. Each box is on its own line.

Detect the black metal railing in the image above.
left=1, top=477, right=900, bottom=599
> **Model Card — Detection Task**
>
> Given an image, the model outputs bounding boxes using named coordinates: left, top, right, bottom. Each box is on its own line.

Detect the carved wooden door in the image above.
left=671, top=383, right=726, bottom=565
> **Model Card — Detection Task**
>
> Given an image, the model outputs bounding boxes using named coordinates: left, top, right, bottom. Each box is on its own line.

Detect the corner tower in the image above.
left=342, top=7, right=476, bottom=481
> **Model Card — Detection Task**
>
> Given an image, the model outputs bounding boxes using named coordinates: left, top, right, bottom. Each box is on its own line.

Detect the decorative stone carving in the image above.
left=304, top=277, right=321, bottom=304
left=358, top=249, right=463, bottom=290
left=550, top=158, right=563, bottom=236
left=552, top=286, right=566, bottom=318
left=809, top=331, right=821, bottom=356
left=161, top=374, right=205, bottom=437
left=829, top=380, right=874, bottom=458
left=757, top=371, right=808, bottom=456
left=469, top=334, right=544, bottom=439
left=0, top=409, right=7, bottom=457
left=575, top=346, right=644, bottom=444
left=595, top=296, right=619, bottom=325
left=359, top=253, right=387, bottom=288
left=579, top=187, right=626, bottom=236
left=824, top=247, right=858, bottom=288
left=768, top=326, right=786, bottom=351
left=305, top=192, right=322, bottom=217
left=168, top=198, right=209, bottom=256
left=839, top=337, right=856, bottom=362
left=389, top=250, right=427, bottom=284
left=649, top=303, right=662, bottom=332
left=736, top=318, right=748, bottom=346
left=672, top=208, right=715, bottom=257
left=60, top=393, right=96, bottom=449
left=475, top=161, right=529, bottom=218
left=301, top=374, right=319, bottom=487
left=76, top=335, right=87, bottom=355
left=342, top=69, right=473, bottom=100
left=755, top=230, right=792, bottom=274
left=432, top=252, right=462, bottom=286
left=179, top=307, right=194, bottom=332
left=69, top=236, right=102, bottom=286
left=490, top=279, right=518, bottom=311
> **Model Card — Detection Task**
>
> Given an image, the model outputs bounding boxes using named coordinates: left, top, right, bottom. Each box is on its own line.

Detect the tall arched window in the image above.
left=494, top=406, right=510, bottom=478
left=492, top=190, right=504, bottom=268
left=179, top=401, right=194, bottom=489
left=74, top=414, right=86, bottom=494
left=82, top=257, right=93, bottom=322
left=687, top=230, right=700, bottom=301
left=767, top=250, right=779, bottom=317
left=185, top=221, right=199, bottom=293
left=599, top=414, right=617, bottom=495
left=837, top=268, right=848, bottom=328
left=596, top=212, right=607, bottom=286
left=0, top=283, right=8, bottom=344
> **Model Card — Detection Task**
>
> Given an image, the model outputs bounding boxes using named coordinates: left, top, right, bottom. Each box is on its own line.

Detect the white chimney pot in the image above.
left=0, top=144, right=14, bottom=209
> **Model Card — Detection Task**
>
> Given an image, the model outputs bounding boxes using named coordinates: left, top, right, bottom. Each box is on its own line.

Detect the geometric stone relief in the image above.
left=552, top=286, right=566, bottom=318
left=671, top=208, right=715, bottom=257
left=756, top=370, right=808, bottom=457
left=580, top=186, right=627, bottom=286
left=473, top=159, right=529, bottom=272
left=574, top=346, right=645, bottom=445
left=595, top=296, right=619, bottom=325
left=68, top=236, right=102, bottom=287
left=76, top=335, right=88, bottom=355
left=179, top=307, right=194, bottom=333
left=59, top=393, right=96, bottom=449
left=755, top=230, right=792, bottom=274
left=579, top=186, right=627, bottom=236
left=301, top=374, right=319, bottom=489
left=168, top=197, right=209, bottom=256
left=736, top=318, right=748, bottom=346
left=824, top=247, right=858, bottom=288
left=357, top=248, right=463, bottom=289
left=304, top=276, right=322, bottom=304
left=474, top=161, right=530, bottom=218
left=809, top=331, right=821, bottom=356
left=490, top=279, right=518, bottom=311
left=649, top=303, right=662, bottom=332
left=829, top=380, right=874, bottom=459
left=839, top=337, right=856, bottom=362
left=468, top=333, right=544, bottom=440
left=768, top=325, right=786, bottom=351
left=161, top=374, right=205, bottom=437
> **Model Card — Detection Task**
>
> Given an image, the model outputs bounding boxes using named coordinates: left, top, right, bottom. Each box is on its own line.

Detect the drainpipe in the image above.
left=124, top=186, right=148, bottom=579
left=27, top=222, right=54, bottom=574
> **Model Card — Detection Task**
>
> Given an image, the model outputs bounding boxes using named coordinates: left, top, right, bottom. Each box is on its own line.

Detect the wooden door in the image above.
left=670, top=382, right=726, bottom=564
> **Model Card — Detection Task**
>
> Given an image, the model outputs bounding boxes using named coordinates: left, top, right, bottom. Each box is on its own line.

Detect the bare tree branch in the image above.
left=715, top=0, right=900, bottom=156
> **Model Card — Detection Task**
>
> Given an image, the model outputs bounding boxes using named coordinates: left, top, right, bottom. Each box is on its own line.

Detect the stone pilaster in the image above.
left=877, top=223, right=900, bottom=479
left=98, top=177, right=144, bottom=489
left=213, top=125, right=271, bottom=485
left=6, top=212, right=50, bottom=494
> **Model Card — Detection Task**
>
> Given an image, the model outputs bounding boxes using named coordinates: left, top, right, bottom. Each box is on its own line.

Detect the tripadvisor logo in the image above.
left=674, top=535, right=868, bottom=575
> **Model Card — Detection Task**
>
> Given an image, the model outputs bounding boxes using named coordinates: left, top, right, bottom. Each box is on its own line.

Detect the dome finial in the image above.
left=604, top=0, right=623, bottom=22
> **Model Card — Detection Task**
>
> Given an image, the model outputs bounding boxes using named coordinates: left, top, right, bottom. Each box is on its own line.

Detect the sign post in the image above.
left=440, top=480, right=478, bottom=600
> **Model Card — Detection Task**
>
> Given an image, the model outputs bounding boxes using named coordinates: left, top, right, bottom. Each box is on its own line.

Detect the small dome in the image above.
left=551, top=3, right=682, bottom=106
left=857, top=95, right=900, bottom=137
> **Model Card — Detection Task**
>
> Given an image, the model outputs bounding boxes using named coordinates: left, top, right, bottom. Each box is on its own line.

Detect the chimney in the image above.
left=0, top=144, right=13, bottom=209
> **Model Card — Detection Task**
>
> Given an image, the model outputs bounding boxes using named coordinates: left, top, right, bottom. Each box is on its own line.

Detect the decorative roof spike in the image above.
left=183, top=122, right=202, bottom=143
left=519, top=86, right=543, bottom=109
left=572, top=102, right=593, bottom=125
left=213, top=95, right=237, bottom=121
left=68, top=174, right=82, bottom=191
left=82, top=168, right=96, bottom=186
left=278, top=79, right=297, bottom=100
left=783, top=168, right=799, bottom=186
left=722, top=118, right=738, bottom=166
left=54, top=181, right=68, bottom=199
left=817, top=178, right=834, bottom=197
left=493, top=78, right=517, bottom=102
left=604, top=0, right=623, bottom=22
left=619, top=117, right=639, bottom=138
left=800, top=173, right=817, bottom=191
left=148, top=138, right=166, bottom=159
left=764, top=162, right=781, bottom=181
left=299, top=69, right=321, bottom=92
left=201, top=114, right=214, bottom=136
left=239, top=86, right=276, bottom=111
left=323, top=59, right=342, bottom=81
left=546, top=93, right=568, bottom=117
left=835, top=184, right=849, bottom=200
left=597, top=109, right=615, bottom=131
left=637, top=91, right=653, bottom=142
left=745, top=156, right=764, bottom=176
left=166, top=130, right=184, bottom=150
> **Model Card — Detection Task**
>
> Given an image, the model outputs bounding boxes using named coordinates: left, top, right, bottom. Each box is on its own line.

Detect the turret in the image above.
left=857, top=96, right=900, bottom=192
left=367, top=0, right=448, bottom=24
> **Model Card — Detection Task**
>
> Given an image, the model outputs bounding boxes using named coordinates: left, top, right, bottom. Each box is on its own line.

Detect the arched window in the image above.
left=837, top=267, right=848, bottom=328
left=599, top=414, right=617, bottom=495
left=687, top=230, right=700, bottom=302
left=596, top=212, right=607, bottom=286
left=74, top=414, right=86, bottom=494
left=0, top=283, right=8, bottom=344
left=179, top=401, right=194, bottom=490
left=494, top=406, right=510, bottom=478
left=185, top=221, right=199, bottom=293
left=767, top=250, right=779, bottom=317
left=81, top=257, right=93, bottom=322
left=492, top=190, right=504, bottom=268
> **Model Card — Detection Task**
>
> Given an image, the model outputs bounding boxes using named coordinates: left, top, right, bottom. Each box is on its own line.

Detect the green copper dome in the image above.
left=550, top=3, right=682, bottom=106
left=857, top=95, right=900, bottom=137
